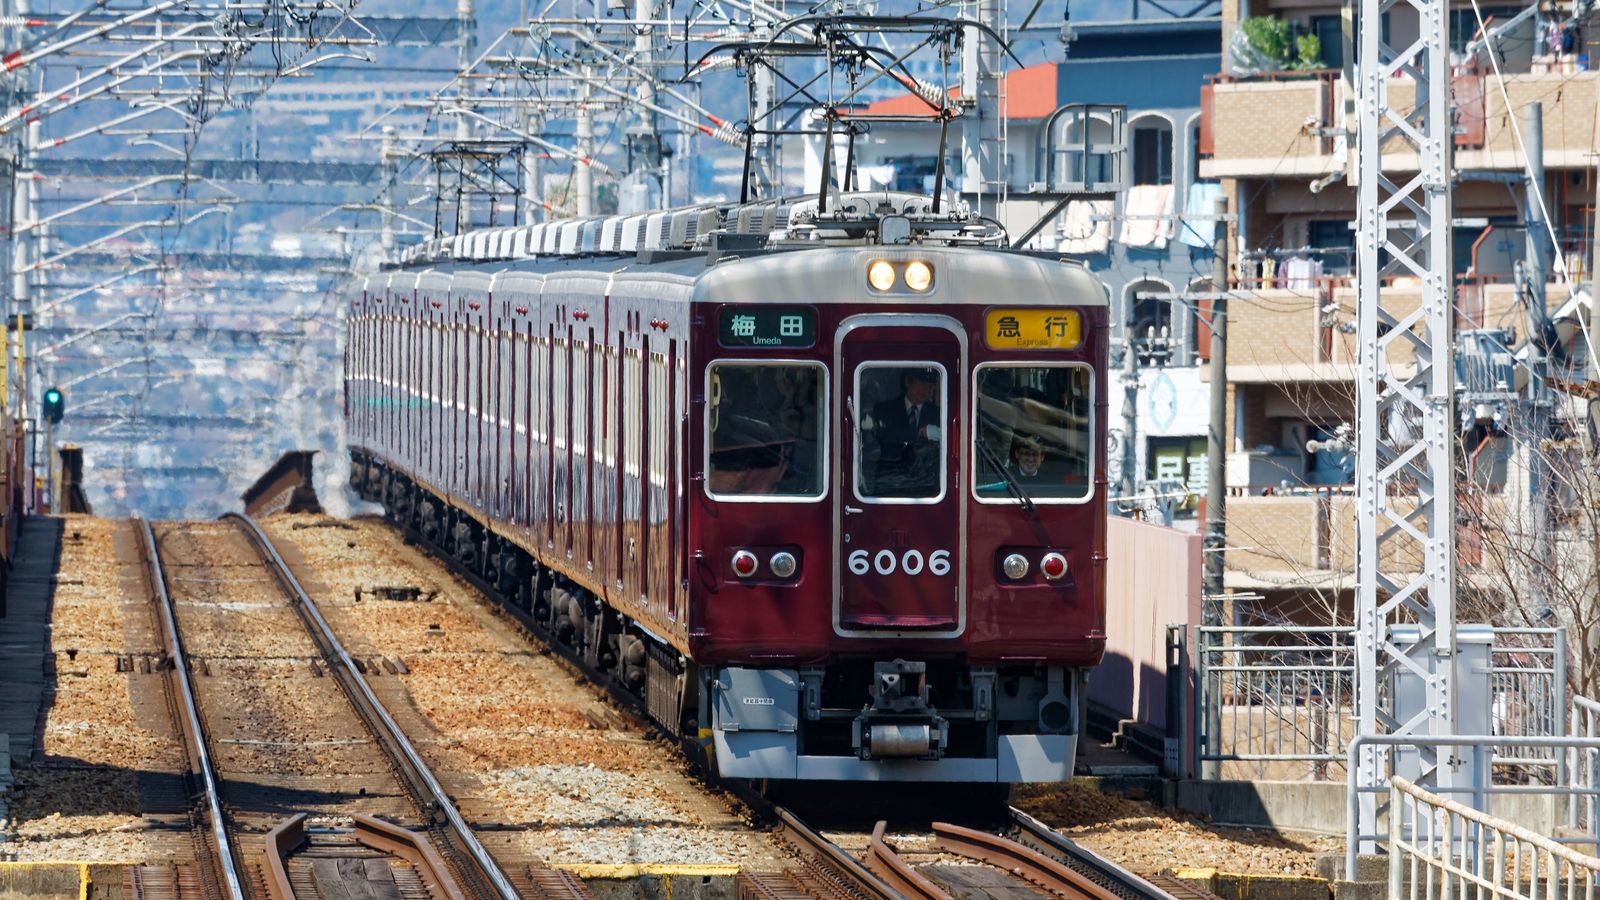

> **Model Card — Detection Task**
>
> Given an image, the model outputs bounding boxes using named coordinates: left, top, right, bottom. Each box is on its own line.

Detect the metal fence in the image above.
left=1568, top=696, right=1600, bottom=840
left=1192, top=625, right=1567, bottom=782
left=1389, top=775, right=1600, bottom=900
left=1348, top=735, right=1600, bottom=864
left=1194, top=624, right=1355, bottom=780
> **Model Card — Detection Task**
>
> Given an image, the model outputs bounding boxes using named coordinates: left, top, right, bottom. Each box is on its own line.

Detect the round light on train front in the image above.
left=731, top=549, right=760, bottom=579
left=769, top=551, right=798, bottom=579
left=903, top=260, right=934, bottom=292
left=1001, top=553, right=1030, bottom=580
left=1040, top=552, right=1069, bottom=581
left=867, top=259, right=897, bottom=292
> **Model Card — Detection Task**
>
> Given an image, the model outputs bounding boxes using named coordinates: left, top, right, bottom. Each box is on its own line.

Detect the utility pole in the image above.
left=379, top=126, right=397, bottom=254
left=1522, top=101, right=1551, bottom=607
left=455, top=0, right=476, bottom=141
left=1121, top=332, right=1138, bottom=502
left=962, top=0, right=1004, bottom=217
left=1204, top=196, right=1229, bottom=607
left=1200, top=196, right=1229, bottom=781
left=576, top=64, right=595, bottom=217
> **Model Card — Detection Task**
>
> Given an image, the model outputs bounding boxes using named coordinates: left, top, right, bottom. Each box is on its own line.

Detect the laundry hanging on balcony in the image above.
left=1178, top=181, right=1224, bottom=249
left=1119, top=184, right=1174, bottom=250
left=1058, top=199, right=1112, bottom=255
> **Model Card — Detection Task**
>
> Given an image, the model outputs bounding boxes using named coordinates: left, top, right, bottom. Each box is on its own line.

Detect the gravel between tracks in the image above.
left=5, top=516, right=189, bottom=862
left=1012, top=782, right=1340, bottom=877
left=264, top=514, right=789, bottom=869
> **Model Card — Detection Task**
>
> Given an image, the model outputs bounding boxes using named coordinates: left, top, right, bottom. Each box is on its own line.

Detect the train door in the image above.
left=836, top=317, right=965, bottom=635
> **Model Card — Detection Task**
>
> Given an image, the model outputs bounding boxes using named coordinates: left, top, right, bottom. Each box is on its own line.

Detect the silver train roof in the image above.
left=394, top=192, right=1005, bottom=268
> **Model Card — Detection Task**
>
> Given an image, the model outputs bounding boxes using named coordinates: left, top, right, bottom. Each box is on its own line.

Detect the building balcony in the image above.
left=1199, top=69, right=1600, bottom=179
left=1222, top=280, right=1577, bottom=382
left=1223, top=491, right=1428, bottom=590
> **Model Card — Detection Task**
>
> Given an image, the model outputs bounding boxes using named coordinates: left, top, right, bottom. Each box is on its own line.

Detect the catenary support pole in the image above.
left=1200, top=196, right=1229, bottom=780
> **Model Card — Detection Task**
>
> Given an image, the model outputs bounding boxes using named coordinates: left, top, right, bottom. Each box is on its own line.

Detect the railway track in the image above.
left=136, top=515, right=524, bottom=900
left=741, top=806, right=1206, bottom=900
left=375, top=512, right=1203, bottom=900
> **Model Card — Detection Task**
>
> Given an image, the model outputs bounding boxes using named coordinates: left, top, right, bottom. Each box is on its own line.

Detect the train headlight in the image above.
left=867, top=259, right=897, bottom=292
left=1040, top=552, right=1069, bottom=581
left=731, top=550, right=759, bottom=579
left=1001, top=553, right=1029, bottom=580
left=903, top=260, right=934, bottom=292
left=769, top=551, right=798, bottom=579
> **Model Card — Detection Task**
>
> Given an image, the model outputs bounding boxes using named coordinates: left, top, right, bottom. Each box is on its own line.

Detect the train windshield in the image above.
left=706, top=361, right=825, bottom=499
left=855, top=363, right=946, bottom=501
left=974, top=364, right=1093, bottom=502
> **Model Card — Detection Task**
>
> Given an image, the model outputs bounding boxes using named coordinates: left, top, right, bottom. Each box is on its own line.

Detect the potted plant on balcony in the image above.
left=1229, top=17, right=1324, bottom=76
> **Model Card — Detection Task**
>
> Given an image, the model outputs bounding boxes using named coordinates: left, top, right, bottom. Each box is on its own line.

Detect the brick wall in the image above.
left=1208, top=72, right=1598, bottom=177
left=1209, top=81, right=1327, bottom=163
left=1225, top=495, right=1320, bottom=571
left=1229, top=289, right=1320, bottom=368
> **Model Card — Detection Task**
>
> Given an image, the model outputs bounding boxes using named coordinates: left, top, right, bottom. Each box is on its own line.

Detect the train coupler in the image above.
left=853, top=659, right=949, bottom=760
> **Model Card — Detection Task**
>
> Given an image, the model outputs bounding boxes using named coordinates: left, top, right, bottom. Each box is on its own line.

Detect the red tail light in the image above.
left=731, top=550, right=759, bottom=578
left=1041, top=552, right=1069, bottom=580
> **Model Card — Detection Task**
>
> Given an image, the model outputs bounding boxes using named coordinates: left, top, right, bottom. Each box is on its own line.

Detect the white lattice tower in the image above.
left=1353, top=0, right=1459, bottom=851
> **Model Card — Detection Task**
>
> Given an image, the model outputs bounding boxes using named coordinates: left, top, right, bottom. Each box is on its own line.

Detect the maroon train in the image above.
left=346, top=192, right=1109, bottom=782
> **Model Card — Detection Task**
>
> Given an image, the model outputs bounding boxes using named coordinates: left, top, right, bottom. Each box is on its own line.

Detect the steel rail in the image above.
left=864, top=821, right=952, bottom=900
left=933, top=821, right=1118, bottom=900
left=1007, top=808, right=1179, bottom=900
left=137, top=516, right=248, bottom=900
left=225, top=513, right=519, bottom=900
left=350, top=814, right=470, bottom=900
left=261, top=814, right=308, bottom=900
left=770, top=808, right=901, bottom=900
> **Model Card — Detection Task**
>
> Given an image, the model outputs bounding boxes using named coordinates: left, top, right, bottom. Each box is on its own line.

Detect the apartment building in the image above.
left=1200, top=0, right=1598, bottom=619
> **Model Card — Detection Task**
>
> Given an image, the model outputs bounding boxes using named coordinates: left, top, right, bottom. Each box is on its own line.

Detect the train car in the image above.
left=346, top=192, right=1109, bottom=783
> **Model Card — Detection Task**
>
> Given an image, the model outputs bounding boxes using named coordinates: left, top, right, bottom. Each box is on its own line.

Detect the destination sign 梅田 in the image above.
left=718, top=307, right=817, bottom=348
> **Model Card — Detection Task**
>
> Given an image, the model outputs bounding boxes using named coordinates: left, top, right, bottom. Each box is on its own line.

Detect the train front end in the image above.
left=689, top=230, right=1109, bottom=783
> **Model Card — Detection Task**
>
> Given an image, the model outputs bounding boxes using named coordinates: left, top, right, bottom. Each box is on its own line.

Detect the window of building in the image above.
left=1307, top=219, right=1354, bottom=274
left=1131, top=120, right=1173, bottom=186
left=1125, top=279, right=1174, bottom=365
left=1448, top=6, right=1519, bottom=53
left=882, top=155, right=956, bottom=194
left=1310, top=16, right=1343, bottom=69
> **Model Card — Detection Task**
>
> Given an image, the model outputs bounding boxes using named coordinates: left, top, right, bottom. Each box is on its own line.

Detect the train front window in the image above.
left=855, top=363, right=946, bottom=502
left=974, top=364, right=1093, bottom=502
left=706, top=361, right=825, bottom=499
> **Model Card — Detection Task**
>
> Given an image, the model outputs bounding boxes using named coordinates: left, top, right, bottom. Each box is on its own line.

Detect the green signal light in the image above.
left=45, top=390, right=60, bottom=403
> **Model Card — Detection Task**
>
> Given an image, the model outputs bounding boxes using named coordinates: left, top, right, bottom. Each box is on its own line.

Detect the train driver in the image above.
left=869, top=367, right=942, bottom=497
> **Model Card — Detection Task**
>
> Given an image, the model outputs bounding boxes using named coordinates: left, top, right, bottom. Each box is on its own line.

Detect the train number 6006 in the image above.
left=848, top=548, right=951, bottom=577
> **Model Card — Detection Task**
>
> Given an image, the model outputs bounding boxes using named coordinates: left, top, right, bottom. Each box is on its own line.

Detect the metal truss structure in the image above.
left=1352, top=0, right=1459, bottom=848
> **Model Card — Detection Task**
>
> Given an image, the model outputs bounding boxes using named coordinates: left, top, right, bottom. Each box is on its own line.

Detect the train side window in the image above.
left=705, top=361, right=825, bottom=500
left=972, top=363, right=1094, bottom=503
left=855, top=363, right=946, bottom=502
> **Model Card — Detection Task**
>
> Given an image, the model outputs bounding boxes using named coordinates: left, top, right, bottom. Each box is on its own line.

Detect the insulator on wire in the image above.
left=909, top=79, right=949, bottom=108
left=710, top=121, right=743, bottom=147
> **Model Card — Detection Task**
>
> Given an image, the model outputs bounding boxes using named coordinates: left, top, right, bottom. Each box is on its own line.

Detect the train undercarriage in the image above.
left=350, top=451, right=1084, bottom=783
